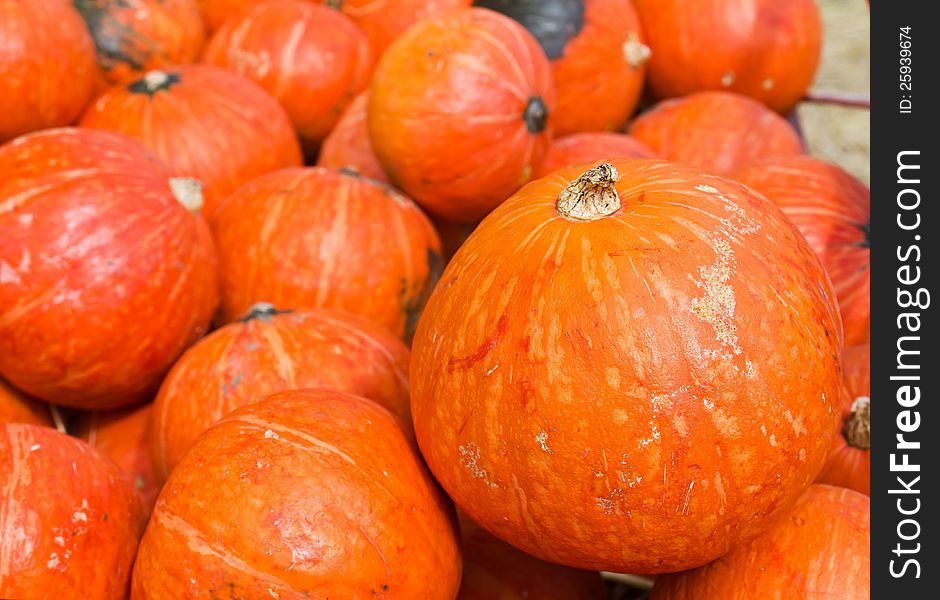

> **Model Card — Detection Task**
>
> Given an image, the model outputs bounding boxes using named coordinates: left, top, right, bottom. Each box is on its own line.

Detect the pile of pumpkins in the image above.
left=1, top=0, right=870, bottom=598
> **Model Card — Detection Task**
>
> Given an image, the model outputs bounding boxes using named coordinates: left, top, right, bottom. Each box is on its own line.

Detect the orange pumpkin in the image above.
left=535, top=132, right=657, bottom=178
left=317, top=93, right=390, bottom=183
left=74, top=402, right=160, bottom=513
left=204, top=0, right=372, bottom=153
left=73, top=0, right=205, bottom=86
left=816, top=343, right=870, bottom=496
left=0, top=423, right=146, bottom=599
left=0, top=378, right=52, bottom=427
left=476, top=0, right=648, bottom=135
left=634, top=0, right=822, bottom=114
left=732, top=155, right=870, bottom=345
left=630, top=92, right=803, bottom=175
left=210, top=167, right=442, bottom=339
left=151, top=304, right=411, bottom=482
left=132, top=389, right=462, bottom=598
left=369, top=7, right=555, bottom=222
left=79, top=65, right=302, bottom=216
left=337, top=0, right=472, bottom=56
left=0, top=0, right=97, bottom=143
left=411, top=160, right=842, bottom=572
left=0, top=128, right=218, bottom=409
left=650, top=485, right=870, bottom=599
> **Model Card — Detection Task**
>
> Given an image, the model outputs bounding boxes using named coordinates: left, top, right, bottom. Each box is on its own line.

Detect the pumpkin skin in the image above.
left=475, top=0, right=648, bottom=135
left=0, top=0, right=97, bottom=143
left=336, top=0, right=472, bottom=56
left=535, top=132, right=657, bottom=178
left=411, top=159, right=842, bottom=573
left=0, top=423, right=146, bottom=599
left=79, top=65, right=302, bottom=216
left=0, top=128, right=218, bottom=409
left=210, top=167, right=442, bottom=339
left=816, top=344, right=870, bottom=496
left=196, top=0, right=262, bottom=32
left=204, top=0, right=373, bottom=153
left=0, top=379, right=52, bottom=427
left=132, top=389, right=462, bottom=599
left=732, top=156, right=870, bottom=345
left=73, top=0, right=205, bottom=86
left=151, top=304, right=411, bottom=482
left=630, top=92, right=803, bottom=175
left=74, top=402, right=160, bottom=513
left=368, top=7, right=555, bottom=222
left=317, top=93, right=390, bottom=183
left=634, top=0, right=822, bottom=114
left=650, top=485, right=869, bottom=599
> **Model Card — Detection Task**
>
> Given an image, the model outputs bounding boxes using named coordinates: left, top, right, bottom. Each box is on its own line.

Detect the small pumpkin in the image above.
left=0, top=0, right=97, bottom=143
left=410, top=160, right=842, bottom=572
left=650, top=485, right=870, bottom=599
left=0, top=423, right=146, bottom=599
left=151, top=304, right=411, bottom=482
left=475, top=0, right=649, bottom=135
left=630, top=92, right=803, bottom=175
left=0, top=378, right=53, bottom=427
left=73, top=0, right=205, bottom=86
left=535, top=132, right=657, bottom=178
left=335, top=0, right=472, bottom=56
left=210, top=167, right=442, bottom=340
left=79, top=65, right=302, bottom=216
left=132, top=389, right=462, bottom=599
left=634, top=0, right=822, bottom=114
left=732, top=155, right=870, bottom=345
left=368, top=7, right=555, bottom=222
left=317, top=93, right=390, bottom=183
left=204, top=0, right=372, bottom=154
left=0, top=128, right=218, bottom=409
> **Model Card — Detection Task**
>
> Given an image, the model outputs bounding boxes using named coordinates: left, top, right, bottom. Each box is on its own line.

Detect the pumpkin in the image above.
left=0, top=0, right=97, bottom=143
left=634, top=0, right=822, bottom=114
left=195, top=0, right=263, bottom=32
left=317, top=93, right=390, bottom=183
left=410, top=160, right=842, bottom=572
left=210, top=167, right=442, bottom=339
left=79, top=65, right=302, bottom=216
left=151, top=303, right=411, bottom=482
left=732, top=155, right=870, bottom=345
left=204, top=0, right=373, bottom=154
left=0, top=423, right=146, bottom=599
left=132, top=389, right=462, bottom=598
left=0, top=378, right=53, bottom=427
left=335, top=0, right=472, bottom=56
left=458, top=513, right=605, bottom=599
left=630, top=92, right=803, bottom=175
left=74, top=402, right=160, bottom=513
left=368, top=7, right=555, bottom=222
left=816, top=343, right=870, bottom=496
left=650, top=485, right=870, bottom=599
left=535, top=132, right=657, bottom=178
left=475, top=0, right=648, bottom=135
left=432, top=216, right=478, bottom=264
left=73, top=0, right=205, bottom=86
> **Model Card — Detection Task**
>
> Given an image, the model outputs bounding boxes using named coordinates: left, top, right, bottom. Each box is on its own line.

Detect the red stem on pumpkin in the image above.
left=802, top=90, right=871, bottom=109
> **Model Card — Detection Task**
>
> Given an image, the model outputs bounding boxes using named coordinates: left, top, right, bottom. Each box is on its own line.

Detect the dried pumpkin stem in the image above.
left=557, top=163, right=621, bottom=221
left=623, top=33, right=651, bottom=68
left=168, top=177, right=204, bottom=213
left=844, top=396, right=870, bottom=450
left=239, top=302, right=292, bottom=322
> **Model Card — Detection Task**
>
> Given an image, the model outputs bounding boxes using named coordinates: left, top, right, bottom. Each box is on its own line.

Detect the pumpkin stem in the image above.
left=523, top=97, right=548, bottom=134
left=168, top=178, right=204, bottom=213
left=557, top=163, right=621, bottom=221
left=623, top=33, right=651, bottom=68
left=844, top=396, right=870, bottom=450
left=239, top=302, right=292, bottom=322
left=325, top=0, right=343, bottom=8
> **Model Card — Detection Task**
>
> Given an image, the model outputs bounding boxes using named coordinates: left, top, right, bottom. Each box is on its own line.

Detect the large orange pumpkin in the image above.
left=317, top=93, right=390, bottom=183
left=732, top=155, right=870, bottom=345
left=151, top=304, right=411, bottom=482
left=650, top=485, right=870, bottom=599
left=336, top=0, right=472, bottom=56
left=0, top=423, right=146, bottom=599
left=0, top=128, right=218, bottom=409
left=79, top=65, right=302, bottom=216
left=204, top=0, right=372, bottom=153
left=630, top=92, right=803, bottom=175
left=369, top=7, right=555, bottom=222
left=535, top=132, right=657, bottom=178
left=411, top=160, right=842, bottom=572
left=476, top=0, right=648, bottom=135
left=210, top=167, right=442, bottom=339
left=0, top=0, right=97, bottom=143
left=634, top=0, right=822, bottom=114
left=132, top=389, right=462, bottom=598
left=816, top=343, right=870, bottom=496
left=0, top=379, right=53, bottom=427
left=73, top=0, right=205, bottom=86
left=196, top=0, right=262, bottom=32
